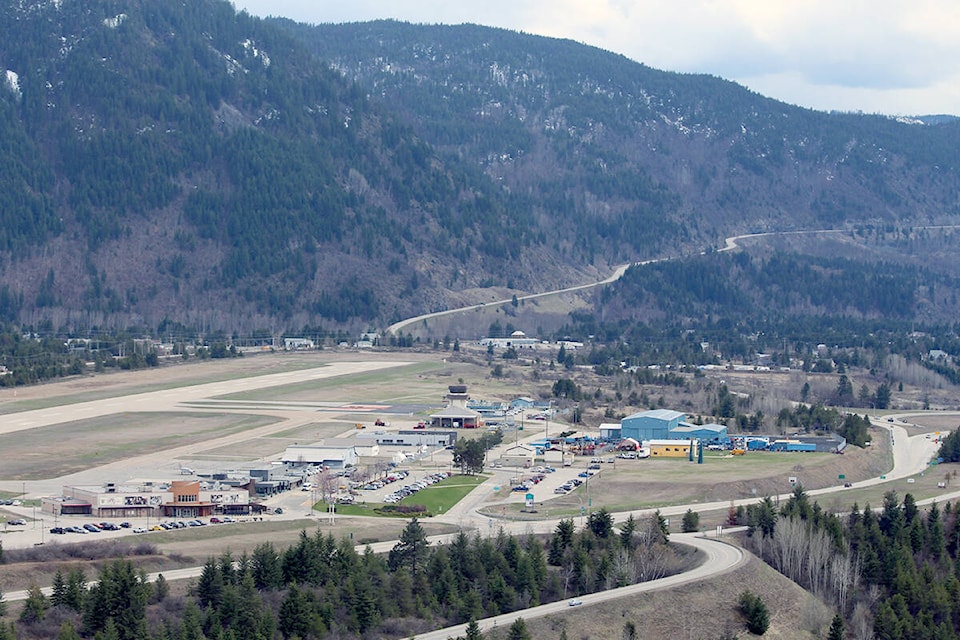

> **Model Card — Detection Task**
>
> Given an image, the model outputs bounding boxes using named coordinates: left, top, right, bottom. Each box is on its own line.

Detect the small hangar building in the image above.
left=670, top=423, right=729, bottom=444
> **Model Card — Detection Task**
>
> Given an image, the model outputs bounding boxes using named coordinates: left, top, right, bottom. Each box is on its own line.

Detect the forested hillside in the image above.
left=2, top=2, right=960, bottom=335
left=0, top=0, right=546, bottom=333
left=287, top=20, right=960, bottom=242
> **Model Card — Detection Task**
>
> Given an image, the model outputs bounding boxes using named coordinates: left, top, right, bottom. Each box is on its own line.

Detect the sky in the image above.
left=231, top=1, right=960, bottom=117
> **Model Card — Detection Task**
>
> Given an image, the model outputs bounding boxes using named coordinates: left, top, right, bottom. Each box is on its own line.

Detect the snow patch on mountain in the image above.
left=4, top=70, right=21, bottom=100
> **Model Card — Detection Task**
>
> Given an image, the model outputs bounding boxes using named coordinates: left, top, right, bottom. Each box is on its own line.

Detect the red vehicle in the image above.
left=414, top=421, right=427, bottom=429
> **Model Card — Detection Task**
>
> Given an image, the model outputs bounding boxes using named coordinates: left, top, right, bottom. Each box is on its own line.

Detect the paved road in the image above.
left=388, top=224, right=960, bottom=337
left=409, top=533, right=745, bottom=640
left=1, top=230, right=955, bottom=616
left=385, top=263, right=634, bottom=336
left=0, top=360, right=416, bottom=499
left=1, top=392, right=948, bottom=619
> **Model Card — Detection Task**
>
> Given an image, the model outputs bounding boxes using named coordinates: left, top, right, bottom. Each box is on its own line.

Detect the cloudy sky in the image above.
left=232, top=1, right=960, bottom=117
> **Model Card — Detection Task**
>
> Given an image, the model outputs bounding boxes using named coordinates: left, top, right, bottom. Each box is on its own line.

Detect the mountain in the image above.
left=2, top=3, right=960, bottom=336
left=286, top=20, right=960, bottom=232
left=0, top=0, right=549, bottom=333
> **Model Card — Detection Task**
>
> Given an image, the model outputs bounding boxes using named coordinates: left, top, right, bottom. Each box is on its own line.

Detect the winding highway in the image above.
left=2, top=225, right=957, bottom=634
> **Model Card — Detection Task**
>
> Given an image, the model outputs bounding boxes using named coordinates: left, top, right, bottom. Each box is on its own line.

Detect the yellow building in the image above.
left=647, top=439, right=699, bottom=458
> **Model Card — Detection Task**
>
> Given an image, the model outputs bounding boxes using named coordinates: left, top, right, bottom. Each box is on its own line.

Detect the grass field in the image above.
left=0, top=412, right=278, bottom=480
left=214, top=360, right=450, bottom=402
left=0, top=355, right=330, bottom=415
left=332, top=474, right=488, bottom=517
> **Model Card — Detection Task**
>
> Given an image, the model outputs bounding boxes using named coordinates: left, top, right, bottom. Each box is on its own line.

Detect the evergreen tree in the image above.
left=278, top=584, right=314, bottom=640
left=51, top=569, right=67, bottom=608
left=251, top=542, right=284, bottom=590
left=195, top=557, right=225, bottom=609
left=464, top=618, right=483, bottom=640
left=507, top=617, right=532, bottom=640
left=178, top=601, right=205, bottom=640
left=587, top=508, right=614, bottom=538
left=681, top=509, right=700, bottom=532
left=653, top=510, right=670, bottom=542
left=452, top=439, right=486, bottom=475
left=738, top=591, right=769, bottom=635
left=64, top=568, right=88, bottom=611
left=56, top=621, right=82, bottom=640
left=19, top=584, right=46, bottom=624
left=389, top=518, right=430, bottom=578
left=827, top=613, right=845, bottom=640
left=81, top=560, right=150, bottom=640
left=619, top=514, right=637, bottom=548
left=153, top=573, right=170, bottom=603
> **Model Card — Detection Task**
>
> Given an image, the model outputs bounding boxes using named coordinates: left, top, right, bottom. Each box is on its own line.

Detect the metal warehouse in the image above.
left=620, top=409, right=687, bottom=441
left=669, top=423, right=729, bottom=444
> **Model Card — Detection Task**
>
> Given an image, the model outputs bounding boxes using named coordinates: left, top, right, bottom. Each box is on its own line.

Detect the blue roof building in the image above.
left=669, top=423, right=729, bottom=443
left=621, top=409, right=686, bottom=442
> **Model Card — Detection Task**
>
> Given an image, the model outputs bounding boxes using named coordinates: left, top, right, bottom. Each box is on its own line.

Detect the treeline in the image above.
left=552, top=249, right=960, bottom=380
left=739, top=486, right=960, bottom=638
left=3, top=514, right=681, bottom=639
left=0, top=328, right=251, bottom=387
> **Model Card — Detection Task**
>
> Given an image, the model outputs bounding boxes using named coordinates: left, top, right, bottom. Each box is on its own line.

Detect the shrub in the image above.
left=739, top=591, right=770, bottom=635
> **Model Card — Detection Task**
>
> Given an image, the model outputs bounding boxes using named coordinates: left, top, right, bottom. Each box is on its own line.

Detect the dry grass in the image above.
left=0, top=517, right=458, bottom=593
left=0, top=412, right=278, bottom=480
left=486, top=551, right=830, bottom=640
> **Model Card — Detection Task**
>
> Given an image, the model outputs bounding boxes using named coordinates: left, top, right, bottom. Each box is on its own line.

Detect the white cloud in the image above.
left=232, top=0, right=960, bottom=115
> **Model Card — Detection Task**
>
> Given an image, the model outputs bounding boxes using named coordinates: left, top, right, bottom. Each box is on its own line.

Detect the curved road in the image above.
left=385, top=227, right=834, bottom=336
left=389, top=223, right=960, bottom=337
left=3, top=225, right=957, bottom=623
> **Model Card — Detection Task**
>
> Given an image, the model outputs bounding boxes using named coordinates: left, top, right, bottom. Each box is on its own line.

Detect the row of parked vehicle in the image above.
left=361, top=470, right=409, bottom=491
left=383, top=471, right=451, bottom=503
left=554, top=477, right=585, bottom=495
left=50, top=521, right=131, bottom=535
left=49, top=516, right=241, bottom=535
left=511, top=466, right=558, bottom=492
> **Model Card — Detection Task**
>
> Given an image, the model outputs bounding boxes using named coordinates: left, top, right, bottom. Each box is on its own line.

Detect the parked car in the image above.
left=568, top=599, right=583, bottom=607
left=50, top=527, right=65, bottom=534
left=133, top=527, right=148, bottom=534
left=83, top=523, right=101, bottom=532
left=7, top=519, right=26, bottom=526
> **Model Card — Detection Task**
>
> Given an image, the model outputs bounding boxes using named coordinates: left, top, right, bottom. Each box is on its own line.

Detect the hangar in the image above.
left=621, top=409, right=686, bottom=441
left=280, top=444, right=359, bottom=469
left=669, top=423, right=729, bottom=445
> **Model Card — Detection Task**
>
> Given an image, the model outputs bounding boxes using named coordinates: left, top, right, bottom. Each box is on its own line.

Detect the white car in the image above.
left=568, top=598, right=583, bottom=607
left=133, top=527, right=148, bottom=533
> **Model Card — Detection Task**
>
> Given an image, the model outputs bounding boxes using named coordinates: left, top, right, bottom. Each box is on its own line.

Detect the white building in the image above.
left=280, top=444, right=359, bottom=469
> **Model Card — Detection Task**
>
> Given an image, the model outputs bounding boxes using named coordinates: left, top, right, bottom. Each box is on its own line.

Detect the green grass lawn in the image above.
left=400, top=474, right=487, bottom=514
left=329, top=474, right=488, bottom=517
